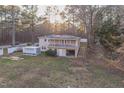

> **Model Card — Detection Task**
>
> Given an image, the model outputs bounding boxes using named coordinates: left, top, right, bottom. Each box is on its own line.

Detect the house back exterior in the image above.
left=38, top=35, right=81, bottom=57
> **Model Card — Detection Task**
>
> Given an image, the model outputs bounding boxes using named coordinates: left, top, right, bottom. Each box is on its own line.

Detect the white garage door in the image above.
left=57, top=49, right=66, bottom=57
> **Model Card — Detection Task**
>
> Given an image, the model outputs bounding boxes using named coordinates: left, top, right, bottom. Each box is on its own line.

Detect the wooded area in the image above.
left=0, top=5, right=86, bottom=45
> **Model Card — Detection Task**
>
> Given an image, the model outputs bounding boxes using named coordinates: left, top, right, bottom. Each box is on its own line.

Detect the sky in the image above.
left=37, top=6, right=65, bottom=23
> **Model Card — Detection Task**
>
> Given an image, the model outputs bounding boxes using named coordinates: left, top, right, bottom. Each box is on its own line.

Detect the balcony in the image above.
left=48, top=39, right=79, bottom=49
left=48, top=44, right=78, bottom=49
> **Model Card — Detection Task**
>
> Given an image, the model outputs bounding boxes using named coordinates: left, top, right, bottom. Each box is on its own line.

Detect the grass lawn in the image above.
left=0, top=52, right=123, bottom=87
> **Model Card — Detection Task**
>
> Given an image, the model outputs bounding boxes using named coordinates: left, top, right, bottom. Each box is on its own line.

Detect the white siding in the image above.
left=39, top=37, right=49, bottom=51
left=80, top=39, right=87, bottom=43
left=0, top=48, right=3, bottom=56
left=23, top=46, right=40, bottom=56
left=8, top=47, right=17, bottom=54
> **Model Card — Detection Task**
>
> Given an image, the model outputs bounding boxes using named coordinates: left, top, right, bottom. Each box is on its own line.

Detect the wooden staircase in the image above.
left=78, top=42, right=87, bottom=58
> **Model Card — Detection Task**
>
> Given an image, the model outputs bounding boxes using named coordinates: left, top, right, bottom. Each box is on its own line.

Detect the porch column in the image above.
left=75, top=48, right=78, bottom=58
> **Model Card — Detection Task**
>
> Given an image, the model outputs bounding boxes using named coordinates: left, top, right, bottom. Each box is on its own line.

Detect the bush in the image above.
left=27, top=43, right=32, bottom=46
left=45, top=49, right=57, bottom=56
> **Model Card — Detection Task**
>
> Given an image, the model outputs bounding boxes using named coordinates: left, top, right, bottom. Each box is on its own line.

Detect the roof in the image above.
left=39, top=35, right=81, bottom=40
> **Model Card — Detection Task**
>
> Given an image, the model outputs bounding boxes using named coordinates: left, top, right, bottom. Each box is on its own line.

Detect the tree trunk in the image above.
left=87, top=6, right=95, bottom=48
left=12, top=6, right=16, bottom=46
left=31, top=5, right=34, bottom=44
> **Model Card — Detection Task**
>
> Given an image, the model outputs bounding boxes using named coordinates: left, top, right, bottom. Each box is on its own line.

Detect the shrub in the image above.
left=45, top=49, right=57, bottom=56
left=27, top=43, right=32, bottom=46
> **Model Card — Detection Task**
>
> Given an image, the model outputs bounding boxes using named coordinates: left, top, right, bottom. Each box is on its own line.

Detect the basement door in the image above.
left=66, top=49, right=75, bottom=56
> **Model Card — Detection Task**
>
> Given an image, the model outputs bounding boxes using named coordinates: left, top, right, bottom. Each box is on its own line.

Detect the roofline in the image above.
left=38, top=35, right=81, bottom=40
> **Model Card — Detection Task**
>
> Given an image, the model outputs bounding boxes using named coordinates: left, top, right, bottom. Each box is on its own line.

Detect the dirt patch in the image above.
left=2, top=56, right=24, bottom=61
left=69, top=67, right=88, bottom=73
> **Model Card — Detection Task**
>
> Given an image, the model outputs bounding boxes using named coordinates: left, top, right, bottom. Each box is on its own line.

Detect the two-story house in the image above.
left=38, top=35, right=81, bottom=57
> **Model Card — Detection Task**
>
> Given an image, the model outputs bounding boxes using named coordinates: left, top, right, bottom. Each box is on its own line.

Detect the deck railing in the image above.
left=48, top=44, right=78, bottom=49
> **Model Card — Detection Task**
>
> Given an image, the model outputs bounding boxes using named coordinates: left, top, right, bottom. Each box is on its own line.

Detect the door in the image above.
left=66, top=49, right=75, bottom=56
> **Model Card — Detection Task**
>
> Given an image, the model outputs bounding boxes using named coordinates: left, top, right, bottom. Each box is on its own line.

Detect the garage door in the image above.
left=57, top=49, right=66, bottom=57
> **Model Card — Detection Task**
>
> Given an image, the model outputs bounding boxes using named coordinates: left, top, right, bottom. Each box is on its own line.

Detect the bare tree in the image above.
left=66, top=5, right=107, bottom=48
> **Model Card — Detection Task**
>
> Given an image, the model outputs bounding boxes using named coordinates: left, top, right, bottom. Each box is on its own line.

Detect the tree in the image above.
left=59, top=6, right=77, bottom=35
left=66, top=5, right=104, bottom=48
left=4, top=5, right=20, bottom=46
left=95, top=6, right=124, bottom=52
left=45, top=6, right=52, bottom=32
left=21, top=5, right=39, bottom=44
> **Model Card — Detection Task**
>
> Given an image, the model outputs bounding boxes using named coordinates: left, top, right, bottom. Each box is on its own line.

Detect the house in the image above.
left=38, top=35, right=83, bottom=57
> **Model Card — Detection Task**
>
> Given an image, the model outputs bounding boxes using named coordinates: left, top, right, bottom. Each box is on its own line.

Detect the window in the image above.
left=44, top=47, right=46, bottom=49
left=44, top=39, right=47, bottom=42
left=42, top=46, right=46, bottom=50
left=62, top=40, right=64, bottom=44
left=71, top=40, right=76, bottom=45
left=65, top=40, right=67, bottom=44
